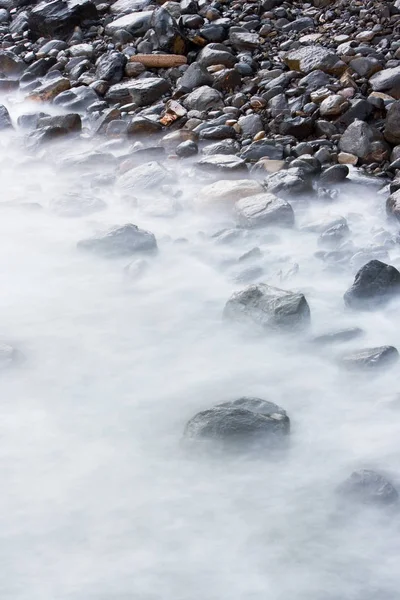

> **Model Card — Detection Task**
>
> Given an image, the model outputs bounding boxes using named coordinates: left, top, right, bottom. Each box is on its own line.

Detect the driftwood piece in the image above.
left=129, top=54, right=187, bottom=68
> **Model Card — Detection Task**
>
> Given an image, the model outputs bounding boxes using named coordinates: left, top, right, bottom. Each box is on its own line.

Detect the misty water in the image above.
left=1, top=94, right=400, bottom=600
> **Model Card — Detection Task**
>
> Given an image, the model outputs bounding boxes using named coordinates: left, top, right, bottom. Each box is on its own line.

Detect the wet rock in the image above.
left=197, top=154, right=246, bottom=172
left=235, top=193, right=294, bottom=229
left=283, top=46, right=345, bottom=75
left=105, top=77, right=170, bottom=106
left=176, top=139, right=198, bottom=157
left=182, top=85, right=222, bottom=111
left=237, top=114, right=263, bottom=138
left=177, top=62, right=212, bottom=92
left=28, top=76, right=70, bottom=102
left=319, top=165, right=349, bottom=184
left=199, top=125, right=236, bottom=140
left=370, top=66, right=400, bottom=99
left=105, top=10, right=153, bottom=35
left=126, top=117, right=161, bottom=135
left=183, top=397, right=290, bottom=452
left=95, top=51, right=126, bottom=84
left=312, top=327, right=363, bottom=345
left=384, top=101, right=400, bottom=145
left=339, top=120, right=389, bottom=163
left=386, top=189, right=400, bottom=222
left=202, top=139, right=240, bottom=156
left=266, top=168, right=311, bottom=198
left=344, top=259, right=400, bottom=309
left=318, top=221, right=350, bottom=248
left=340, top=346, right=399, bottom=370
left=77, top=224, right=157, bottom=258
left=240, top=140, right=283, bottom=162
left=197, top=45, right=237, bottom=69
left=53, top=85, right=98, bottom=111
left=229, top=30, right=259, bottom=50
left=320, top=94, right=349, bottom=117
left=150, top=6, right=185, bottom=54
left=0, top=104, right=12, bottom=130
left=350, top=56, right=382, bottom=78
left=338, top=469, right=398, bottom=506
left=0, top=50, right=24, bottom=77
left=212, top=68, right=241, bottom=92
left=37, top=113, right=81, bottom=132
left=198, top=179, right=263, bottom=206
left=119, top=161, right=172, bottom=191
left=279, top=116, right=314, bottom=140
left=28, top=0, right=98, bottom=39
left=224, top=283, right=310, bottom=332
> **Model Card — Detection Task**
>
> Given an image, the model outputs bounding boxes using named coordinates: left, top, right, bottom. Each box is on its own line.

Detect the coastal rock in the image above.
left=77, top=224, right=157, bottom=257
left=235, top=193, right=294, bottom=228
left=224, top=283, right=310, bottom=332
left=183, top=397, right=290, bottom=452
left=344, top=260, right=400, bottom=309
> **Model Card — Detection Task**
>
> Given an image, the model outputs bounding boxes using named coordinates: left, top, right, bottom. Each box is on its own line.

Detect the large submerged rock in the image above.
left=338, top=469, right=398, bottom=506
left=183, top=397, right=290, bottom=452
left=344, top=260, right=400, bottom=309
left=224, top=283, right=310, bottom=332
left=340, top=345, right=399, bottom=370
left=77, top=224, right=157, bottom=257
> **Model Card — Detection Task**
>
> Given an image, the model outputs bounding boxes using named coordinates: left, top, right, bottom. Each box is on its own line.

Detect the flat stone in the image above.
left=235, top=193, right=294, bottom=228
left=197, top=154, right=246, bottom=171
left=283, top=45, right=345, bottom=75
left=224, top=283, right=310, bottom=332
left=27, top=76, right=70, bottom=102
left=182, top=85, right=222, bottom=111
left=370, top=66, right=400, bottom=99
left=105, top=10, right=153, bottom=35
left=105, top=77, right=170, bottom=106
left=340, top=346, right=399, bottom=370
left=198, top=179, right=264, bottom=206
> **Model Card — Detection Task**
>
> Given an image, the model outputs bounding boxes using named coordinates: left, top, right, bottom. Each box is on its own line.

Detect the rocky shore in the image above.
left=0, top=0, right=399, bottom=179
left=2, top=0, right=400, bottom=513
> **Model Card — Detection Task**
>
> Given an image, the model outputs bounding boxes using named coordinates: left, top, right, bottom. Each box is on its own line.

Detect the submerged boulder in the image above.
left=184, top=397, right=290, bottom=451
left=224, top=283, right=310, bottom=332
left=340, top=345, right=399, bottom=370
left=77, top=224, right=157, bottom=257
left=344, top=260, right=400, bottom=309
left=338, top=469, right=398, bottom=506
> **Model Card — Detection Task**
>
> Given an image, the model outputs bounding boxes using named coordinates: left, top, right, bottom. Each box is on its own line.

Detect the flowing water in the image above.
left=1, top=94, right=400, bottom=600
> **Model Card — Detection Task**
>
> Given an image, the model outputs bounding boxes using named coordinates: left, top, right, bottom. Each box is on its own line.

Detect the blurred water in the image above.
left=1, top=95, right=400, bottom=600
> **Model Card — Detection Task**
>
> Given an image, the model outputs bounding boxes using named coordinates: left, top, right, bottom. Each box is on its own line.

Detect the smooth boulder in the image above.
left=224, top=283, right=310, bottom=332
left=77, top=224, right=157, bottom=257
left=184, top=397, right=290, bottom=451
left=338, top=470, right=398, bottom=506
left=344, top=260, right=400, bottom=309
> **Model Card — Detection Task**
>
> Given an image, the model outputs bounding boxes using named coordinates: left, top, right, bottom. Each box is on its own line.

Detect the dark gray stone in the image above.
left=319, top=165, right=349, bottom=184
left=312, top=327, right=363, bottom=345
left=77, top=224, right=157, bottom=257
left=183, top=85, right=222, bottom=111
left=95, top=51, right=126, bottom=84
left=178, top=62, right=212, bottom=92
left=28, top=0, right=98, bottom=39
left=53, top=85, right=98, bottom=112
left=339, top=119, right=389, bottom=162
left=197, top=45, right=237, bottom=68
left=384, top=101, right=400, bottom=145
left=224, top=283, right=310, bottom=332
left=176, top=139, right=198, bottom=157
left=106, top=77, right=170, bottom=106
left=266, top=168, right=311, bottom=198
left=202, top=139, right=240, bottom=156
left=344, top=260, right=400, bottom=309
left=240, top=140, right=283, bottom=162
left=183, top=397, right=290, bottom=451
